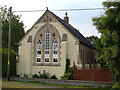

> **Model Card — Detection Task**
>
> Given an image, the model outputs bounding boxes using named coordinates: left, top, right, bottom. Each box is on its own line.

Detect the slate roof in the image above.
left=49, top=10, right=96, bottom=49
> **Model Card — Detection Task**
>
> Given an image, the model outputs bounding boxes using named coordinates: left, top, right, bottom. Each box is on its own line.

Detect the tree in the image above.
left=86, top=36, right=98, bottom=46
left=2, top=48, right=16, bottom=77
left=92, top=2, right=120, bottom=84
left=1, top=6, right=25, bottom=51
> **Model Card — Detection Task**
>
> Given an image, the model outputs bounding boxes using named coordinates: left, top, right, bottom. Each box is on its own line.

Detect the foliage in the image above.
left=50, top=74, right=57, bottom=79
left=23, top=74, right=29, bottom=78
left=39, top=72, right=50, bottom=79
left=86, top=36, right=98, bottom=46
left=92, top=1, right=120, bottom=87
left=32, top=71, right=57, bottom=79
left=65, top=59, right=70, bottom=73
left=0, top=6, right=25, bottom=51
left=112, top=82, right=120, bottom=88
left=86, top=36, right=107, bottom=68
left=2, top=48, right=16, bottom=77
left=61, top=59, right=74, bottom=80
left=32, top=74, right=39, bottom=78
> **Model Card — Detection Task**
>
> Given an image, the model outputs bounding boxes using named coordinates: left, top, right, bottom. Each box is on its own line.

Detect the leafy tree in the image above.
left=86, top=36, right=98, bottom=45
left=2, top=48, right=16, bottom=77
left=1, top=6, right=25, bottom=51
left=92, top=2, right=120, bottom=84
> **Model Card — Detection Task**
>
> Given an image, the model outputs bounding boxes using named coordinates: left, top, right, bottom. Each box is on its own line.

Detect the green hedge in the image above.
left=2, top=48, right=16, bottom=77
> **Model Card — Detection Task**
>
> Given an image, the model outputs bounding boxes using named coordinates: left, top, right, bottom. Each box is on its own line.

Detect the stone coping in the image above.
left=9, top=77, right=113, bottom=88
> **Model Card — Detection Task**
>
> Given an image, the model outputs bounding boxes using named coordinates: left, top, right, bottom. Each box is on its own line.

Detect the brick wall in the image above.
left=73, top=69, right=113, bottom=82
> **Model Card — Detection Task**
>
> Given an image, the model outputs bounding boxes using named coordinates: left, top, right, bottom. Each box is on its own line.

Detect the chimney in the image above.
left=64, top=12, right=69, bottom=24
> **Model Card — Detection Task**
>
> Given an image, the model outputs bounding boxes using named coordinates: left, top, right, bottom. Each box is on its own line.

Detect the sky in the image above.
left=0, top=0, right=107, bottom=37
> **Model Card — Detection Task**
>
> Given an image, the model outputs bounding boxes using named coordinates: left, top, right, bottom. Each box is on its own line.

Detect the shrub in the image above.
left=61, top=59, right=74, bottom=80
left=32, top=74, right=39, bottom=78
left=39, top=72, right=50, bottom=79
left=61, top=72, right=73, bottom=80
left=32, top=71, right=57, bottom=79
left=50, top=74, right=57, bottom=79
left=23, top=74, right=29, bottom=78
left=2, top=48, right=16, bottom=77
left=112, top=82, right=120, bottom=88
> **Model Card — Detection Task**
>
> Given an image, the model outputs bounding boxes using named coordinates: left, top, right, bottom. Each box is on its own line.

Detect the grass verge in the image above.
left=2, top=80, right=86, bottom=88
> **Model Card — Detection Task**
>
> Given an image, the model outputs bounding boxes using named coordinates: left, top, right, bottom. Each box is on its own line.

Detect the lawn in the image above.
left=2, top=81, right=111, bottom=89
left=2, top=80, right=87, bottom=88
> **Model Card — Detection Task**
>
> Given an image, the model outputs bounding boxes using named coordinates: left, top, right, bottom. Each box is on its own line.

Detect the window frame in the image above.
left=53, top=39, right=59, bottom=63
left=44, top=29, right=50, bottom=63
left=36, top=40, right=42, bottom=63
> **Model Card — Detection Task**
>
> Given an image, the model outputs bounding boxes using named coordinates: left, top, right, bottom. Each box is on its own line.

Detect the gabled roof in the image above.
left=49, top=10, right=95, bottom=49
left=18, top=10, right=95, bottom=49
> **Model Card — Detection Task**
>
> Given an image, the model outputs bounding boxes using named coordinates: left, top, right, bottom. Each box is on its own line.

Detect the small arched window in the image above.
left=36, top=40, right=42, bottom=63
left=45, top=29, right=50, bottom=63
left=53, top=39, right=58, bottom=63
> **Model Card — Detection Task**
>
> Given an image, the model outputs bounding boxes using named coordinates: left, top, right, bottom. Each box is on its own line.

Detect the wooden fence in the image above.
left=73, top=69, right=113, bottom=82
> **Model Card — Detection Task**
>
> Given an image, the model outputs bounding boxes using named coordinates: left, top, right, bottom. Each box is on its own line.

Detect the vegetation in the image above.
left=2, top=81, right=88, bottom=88
left=32, top=74, right=39, bottom=78
left=92, top=1, right=120, bottom=87
left=32, top=71, right=57, bottom=79
left=50, top=74, right=57, bottom=79
left=1, top=6, right=25, bottom=77
left=61, top=59, right=74, bottom=80
left=2, top=48, right=16, bottom=77
left=1, top=5, right=25, bottom=51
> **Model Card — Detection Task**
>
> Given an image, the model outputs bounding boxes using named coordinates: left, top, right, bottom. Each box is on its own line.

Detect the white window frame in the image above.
left=36, top=40, right=42, bottom=63
left=44, top=29, right=50, bottom=63
left=53, top=39, right=59, bottom=63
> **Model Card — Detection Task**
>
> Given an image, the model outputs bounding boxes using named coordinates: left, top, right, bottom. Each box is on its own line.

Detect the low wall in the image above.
left=74, top=69, right=113, bottom=82
left=10, top=77, right=112, bottom=88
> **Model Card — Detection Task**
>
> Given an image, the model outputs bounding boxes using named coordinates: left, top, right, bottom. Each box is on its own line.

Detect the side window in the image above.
left=36, top=40, right=42, bottom=63
left=53, top=40, right=58, bottom=63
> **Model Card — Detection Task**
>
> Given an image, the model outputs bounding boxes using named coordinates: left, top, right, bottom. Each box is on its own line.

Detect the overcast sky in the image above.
left=1, top=0, right=107, bottom=37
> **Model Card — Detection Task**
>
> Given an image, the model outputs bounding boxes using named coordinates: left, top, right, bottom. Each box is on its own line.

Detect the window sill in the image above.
left=33, top=63, right=61, bottom=66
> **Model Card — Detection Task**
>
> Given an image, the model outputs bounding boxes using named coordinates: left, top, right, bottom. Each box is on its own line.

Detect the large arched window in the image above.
left=36, top=40, right=42, bottom=63
left=45, top=29, right=50, bottom=63
left=53, top=39, right=58, bottom=63
left=34, top=25, right=61, bottom=65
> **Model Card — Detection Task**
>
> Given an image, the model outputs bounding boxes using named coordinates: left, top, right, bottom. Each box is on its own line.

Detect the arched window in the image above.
left=45, top=29, right=50, bottom=63
left=53, top=39, right=58, bottom=63
left=36, top=40, right=42, bottom=63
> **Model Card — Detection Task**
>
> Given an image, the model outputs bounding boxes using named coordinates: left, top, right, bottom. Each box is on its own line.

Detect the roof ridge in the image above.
left=49, top=10, right=95, bottom=49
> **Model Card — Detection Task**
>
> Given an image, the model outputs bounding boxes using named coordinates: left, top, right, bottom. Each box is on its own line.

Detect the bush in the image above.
left=32, top=74, right=39, bottom=78
left=61, top=59, right=74, bottom=80
left=50, top=74, right=57, bottom=79
left=32, top=72, right=57, bottom=79
left=112, top=82, right=120, bottom=88
left=39, top=72, right=50, bottom=79
left=23, top=74, right=29, bottom=78
left=61, top=72, right=73, bottom=80
left=2, top=48, right=16, bottom=77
